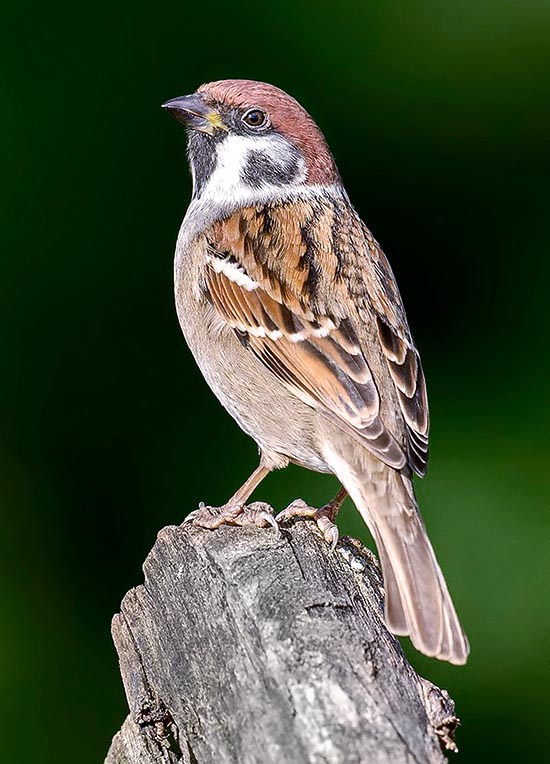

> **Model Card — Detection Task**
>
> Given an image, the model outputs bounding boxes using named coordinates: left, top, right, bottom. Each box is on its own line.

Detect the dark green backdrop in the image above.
left=2, top=1, right=549, bottom=761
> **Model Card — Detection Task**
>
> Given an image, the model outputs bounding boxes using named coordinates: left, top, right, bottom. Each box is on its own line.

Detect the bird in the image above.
left=162, top=79, right=469, bottom=665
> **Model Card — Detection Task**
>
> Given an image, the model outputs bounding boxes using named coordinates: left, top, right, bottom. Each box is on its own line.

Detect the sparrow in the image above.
left=162, top=80, right=469, bottom=664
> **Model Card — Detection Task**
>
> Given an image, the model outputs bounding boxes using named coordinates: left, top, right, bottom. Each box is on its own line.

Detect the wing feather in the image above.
left=206, top=265, right=405, bottom=470
left=201, top=200, right=429, bottom=475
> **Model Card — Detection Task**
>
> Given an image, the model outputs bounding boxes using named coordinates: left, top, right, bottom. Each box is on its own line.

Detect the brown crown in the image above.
left=198, top=80, right=339, bottom=185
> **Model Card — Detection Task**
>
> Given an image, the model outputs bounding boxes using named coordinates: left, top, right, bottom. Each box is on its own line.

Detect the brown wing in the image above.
left=201, top=199, right=428, bottom=474
left=355, top=223, right=430, bottom=475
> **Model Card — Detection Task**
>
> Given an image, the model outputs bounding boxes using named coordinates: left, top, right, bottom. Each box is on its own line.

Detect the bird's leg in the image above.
left=184, top=464, right=278, bottom=532
left=276, top=486, right=348, bottom=551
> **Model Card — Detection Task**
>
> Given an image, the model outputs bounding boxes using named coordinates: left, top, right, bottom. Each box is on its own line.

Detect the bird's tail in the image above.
left=325, top=447, right=469, bottom=664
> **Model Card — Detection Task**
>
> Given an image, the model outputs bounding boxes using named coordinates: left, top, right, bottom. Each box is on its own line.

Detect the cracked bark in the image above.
left=105, top=514, right=459, bottom=764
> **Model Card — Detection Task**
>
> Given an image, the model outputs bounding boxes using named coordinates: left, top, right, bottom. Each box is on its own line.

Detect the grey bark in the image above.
left=105, top=510, right=459, bottom=764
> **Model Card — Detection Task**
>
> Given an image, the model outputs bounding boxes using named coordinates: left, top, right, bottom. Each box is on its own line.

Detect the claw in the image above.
left=183, top=509, right=200, bottom=525
left=261, top=510, right=281, bottom=536
left=277, top=498, right=339, bottom=551
left=238, top=501, right=280, bottom=535
left=276, top=499, right=314, bottom=524
left=183, top=501, right=211, bottom=525
left=327, top=526, right=339, bottom=553
left=183, top=500, right=278, bottom=534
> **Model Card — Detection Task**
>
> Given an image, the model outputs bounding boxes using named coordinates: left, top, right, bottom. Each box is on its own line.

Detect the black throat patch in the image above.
left=187, top=131, right=220, bottom=197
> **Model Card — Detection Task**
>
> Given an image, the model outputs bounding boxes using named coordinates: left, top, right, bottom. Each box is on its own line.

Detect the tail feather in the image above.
left=325, top=447, right=469, bottom=665
left=372, top=506, right=468, bottom=663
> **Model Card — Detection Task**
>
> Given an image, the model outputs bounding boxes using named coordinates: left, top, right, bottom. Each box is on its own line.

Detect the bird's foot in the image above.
left=183, top=501, right=279, bottom=533
left=276, top=498, right=340, bottom=551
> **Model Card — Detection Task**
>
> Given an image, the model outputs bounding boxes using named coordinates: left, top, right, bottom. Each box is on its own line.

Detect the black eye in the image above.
left=242, top=108, right=268, bottom=129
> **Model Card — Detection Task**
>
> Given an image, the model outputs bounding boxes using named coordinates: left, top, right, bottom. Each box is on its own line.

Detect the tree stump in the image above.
left=105, top=510, right=459, bottom=764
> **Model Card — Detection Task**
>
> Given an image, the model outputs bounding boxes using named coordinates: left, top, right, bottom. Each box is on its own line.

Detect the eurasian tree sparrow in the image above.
left=163, top=80, right=469, bottom=665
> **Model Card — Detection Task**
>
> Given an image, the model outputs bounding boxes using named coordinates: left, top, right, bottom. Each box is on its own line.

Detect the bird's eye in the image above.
left=242, top=108, right=268, bottom=129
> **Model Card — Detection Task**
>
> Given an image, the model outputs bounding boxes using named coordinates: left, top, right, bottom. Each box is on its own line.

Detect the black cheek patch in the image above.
left=240, top=148, right=302, bottom=189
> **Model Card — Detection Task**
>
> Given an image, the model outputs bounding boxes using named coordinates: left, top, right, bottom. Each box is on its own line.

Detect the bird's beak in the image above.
left=161, top=93, right=227, bottom=135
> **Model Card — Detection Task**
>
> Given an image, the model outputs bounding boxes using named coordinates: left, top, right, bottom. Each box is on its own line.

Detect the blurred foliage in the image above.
left=1, top=1, right=549, bottom=761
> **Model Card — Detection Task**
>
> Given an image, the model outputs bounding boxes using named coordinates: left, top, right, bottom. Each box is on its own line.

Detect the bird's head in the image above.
left=162, top=79, right=340, bottom=205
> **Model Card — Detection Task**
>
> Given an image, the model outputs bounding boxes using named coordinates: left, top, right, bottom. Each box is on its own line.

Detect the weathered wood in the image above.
left=105, top=510, right=459, bottom=764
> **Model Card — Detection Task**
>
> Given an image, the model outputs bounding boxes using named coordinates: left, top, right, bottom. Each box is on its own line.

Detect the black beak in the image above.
left=161, top=93, right=225, bottom=135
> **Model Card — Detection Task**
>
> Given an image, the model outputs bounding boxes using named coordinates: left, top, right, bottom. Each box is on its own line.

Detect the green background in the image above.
left=2, top=1, right=549, bottom=761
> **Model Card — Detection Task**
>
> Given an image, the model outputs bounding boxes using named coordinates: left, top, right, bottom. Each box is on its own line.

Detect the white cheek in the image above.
left=197, top=134, right=307, bottom=206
